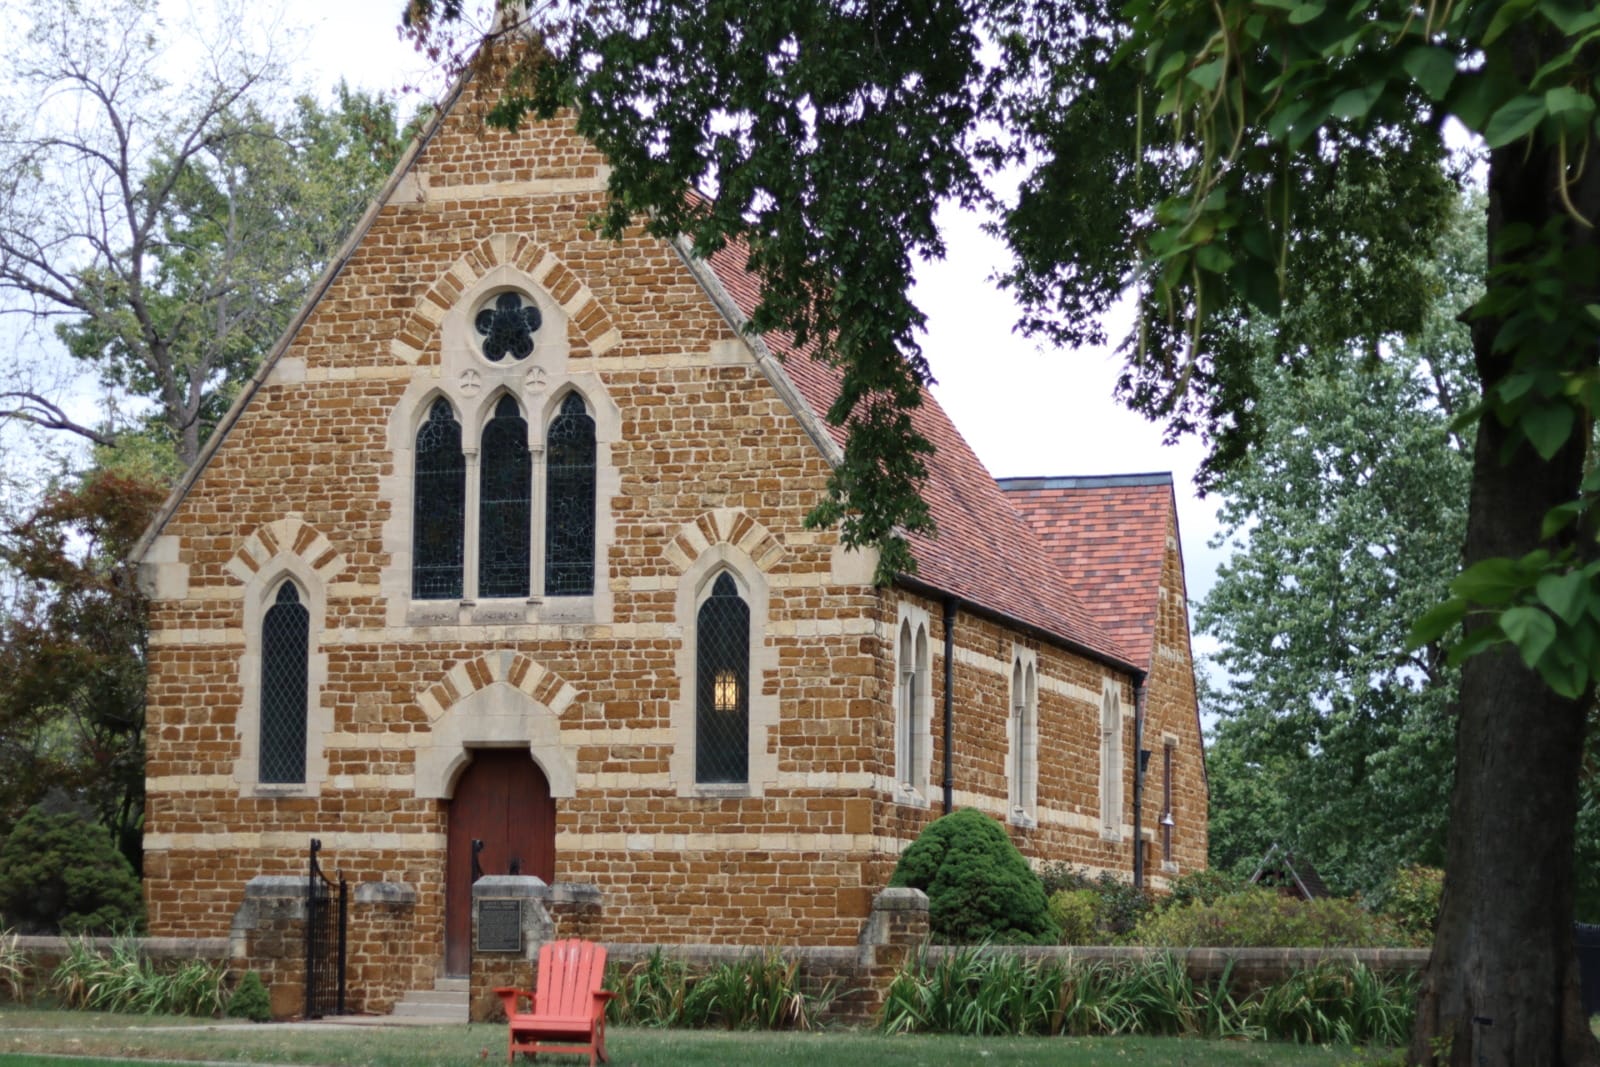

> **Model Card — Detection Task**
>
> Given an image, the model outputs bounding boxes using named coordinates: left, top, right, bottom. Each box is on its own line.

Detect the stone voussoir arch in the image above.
left=411, top=650, right=582, bottom=800
left=389, top=233, right=621, bottom=365
left=661, top=508, right=787, bottom=575
left=225, top=516, right=347, bottom=587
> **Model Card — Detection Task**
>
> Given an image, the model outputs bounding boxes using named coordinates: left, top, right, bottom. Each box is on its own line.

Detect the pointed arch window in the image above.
left=260, top=581, right=309, bottom=784
left=1009, top=655, right=1038, bottom=821
left=895, top=615, right=931, bottom=796
left=479, top=395, right=531, bottom=598
left=545, top=391, right=596, bottom=596
left=1100, top=683, right=1124, bottom=837
left=696, top=573, right=749, bottom=784
left=414, top=397, right=465, bottom=599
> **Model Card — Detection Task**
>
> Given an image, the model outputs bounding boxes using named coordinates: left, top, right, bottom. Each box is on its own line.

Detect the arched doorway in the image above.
left=444, top=748, right=555, bottom=976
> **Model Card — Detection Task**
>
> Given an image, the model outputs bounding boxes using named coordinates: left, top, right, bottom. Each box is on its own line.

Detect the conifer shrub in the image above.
left=0, top=807, right=144, bottom=934
left=226, top=970, right=272, bottom=1022
left=888, top=809, right=1058, bottom=945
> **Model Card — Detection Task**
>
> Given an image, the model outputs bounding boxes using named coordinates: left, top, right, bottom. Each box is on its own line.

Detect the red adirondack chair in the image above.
left=495, top=939, right=616, bottom=1065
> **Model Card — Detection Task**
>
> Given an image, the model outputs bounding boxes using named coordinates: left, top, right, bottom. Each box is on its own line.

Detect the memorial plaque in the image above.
left=477, top=900, right=522, bottom=952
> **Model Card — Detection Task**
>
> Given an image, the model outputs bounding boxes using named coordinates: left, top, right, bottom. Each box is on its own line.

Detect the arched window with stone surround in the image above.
left=413, top=397, right=466, bottom=599
left=544, top=391, right=596, bottom=596
left=260, top=580, right=309, bottom=783
left=479, top=394, right=531, bottom=598
left=1010, top=655, right=1038, bottom=821
left=695, top=572, right=749, bottom=784
left=1100, top=682, right=1124, bottom=836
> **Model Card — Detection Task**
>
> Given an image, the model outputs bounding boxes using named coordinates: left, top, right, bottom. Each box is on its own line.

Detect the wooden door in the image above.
left=444, top=749, right=555, bottom=975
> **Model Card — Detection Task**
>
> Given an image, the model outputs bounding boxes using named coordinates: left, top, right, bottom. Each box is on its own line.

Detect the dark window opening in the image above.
left=695, top=572, right=749, bottom=784
left=474, top=291, right=542, bottom=362
left=479, top=395, right=531, bottom=598
left=545, top=392, right=596, bottom=596
left=413, top=397, right=466, bottom=599
left=260, top=582, right=309, bottom=783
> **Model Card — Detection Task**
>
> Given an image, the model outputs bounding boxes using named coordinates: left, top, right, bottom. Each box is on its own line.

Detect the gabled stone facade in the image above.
left=135, top=67, right=1206, bottom=988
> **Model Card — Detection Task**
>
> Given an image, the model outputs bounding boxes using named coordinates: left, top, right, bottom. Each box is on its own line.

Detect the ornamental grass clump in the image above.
left=50, top=936, right=229, bottom=1016
left=1243, top=961, right=1416, bottom=1045
left=0, top=927, right=25, bottom=1000
left=879, top=948, right=1409, bottom=1042
left=888, top=808, right=1057, bottom=944
left=605, top=948, right=830, bottom=1031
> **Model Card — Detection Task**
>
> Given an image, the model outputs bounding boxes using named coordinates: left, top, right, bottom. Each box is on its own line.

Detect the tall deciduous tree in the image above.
left=1201, top=195, right=1479, bottom=896
left=406, top=2, right=1600, bottom=1060
left=0, top=0, right=406, bottom=468
left=0, top=468, right=165, bottom=870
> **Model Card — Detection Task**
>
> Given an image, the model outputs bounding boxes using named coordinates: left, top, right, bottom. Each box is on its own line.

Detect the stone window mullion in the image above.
left=462, top=447, right=481, bottom=602
left=529, top=441, right=547, bottom=602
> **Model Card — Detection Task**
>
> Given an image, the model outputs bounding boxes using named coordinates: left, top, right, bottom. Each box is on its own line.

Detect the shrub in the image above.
left=1129, top=889, right=1407, bottom=948
left=1378, top=865, right=1444, bottom=945
left=226, top=971, right=272, bottom=1022
left=888, top=809, right=1057, bottom=944
left=1164, top=868, right=1242, bottom=910
left=1036, top=863, right=1155, bottom=942
left=0, top=807, right=144, bottom=935
left=1048, top=890, right=1098, bottom=945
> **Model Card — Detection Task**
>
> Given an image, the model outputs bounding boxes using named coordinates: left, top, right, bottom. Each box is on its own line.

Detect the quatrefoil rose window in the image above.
left=474, top=291, right=543, bottom=362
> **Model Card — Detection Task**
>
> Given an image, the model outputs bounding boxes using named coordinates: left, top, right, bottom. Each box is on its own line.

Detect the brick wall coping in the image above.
left=607, top=943, right=860, bottom=966
left=13, top=935, right=231, bottom=959
left=925, top=944, right=1433, bottom=970
left=470, top=877, right=601, bottom=906
left=603, top=942, right=1428, bottom=970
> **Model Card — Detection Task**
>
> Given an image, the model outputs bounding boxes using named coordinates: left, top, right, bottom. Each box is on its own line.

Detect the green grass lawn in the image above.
left=0, top=1005, right=1394, bottom=1067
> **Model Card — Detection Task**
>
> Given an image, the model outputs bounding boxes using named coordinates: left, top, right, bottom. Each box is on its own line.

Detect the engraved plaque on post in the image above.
left=477, top=899, right=522, bottom=952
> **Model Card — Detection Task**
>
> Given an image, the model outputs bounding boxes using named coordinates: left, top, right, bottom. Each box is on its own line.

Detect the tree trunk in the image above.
left=1409, top=26, right=1600, bottom=1066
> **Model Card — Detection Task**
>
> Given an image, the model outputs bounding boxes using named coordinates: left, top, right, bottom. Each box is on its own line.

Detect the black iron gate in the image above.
left=305, top=838, right=348, bottom=1018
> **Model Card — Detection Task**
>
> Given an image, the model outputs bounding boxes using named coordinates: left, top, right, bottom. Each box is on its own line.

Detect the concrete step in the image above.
left=389, top=981, right=469, bottom=1023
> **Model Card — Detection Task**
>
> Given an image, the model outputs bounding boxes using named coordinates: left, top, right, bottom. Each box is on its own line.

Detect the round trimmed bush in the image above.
left=0, top=806, right=144, bottom=934
left=888, top=808, right=1057, bottom=944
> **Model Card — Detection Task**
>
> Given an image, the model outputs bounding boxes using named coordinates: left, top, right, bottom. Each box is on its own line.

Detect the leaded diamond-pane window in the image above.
left=474, top=291, right=542, bottom=362
left=260, top=582, right=308, bottom=784
left=479, top=395, right=531, bottom=598
left=414, top=398, right=465, bottom=599
left=545, top=391, right=596, bottom=596
left=695, top=573, right=749, bottom=784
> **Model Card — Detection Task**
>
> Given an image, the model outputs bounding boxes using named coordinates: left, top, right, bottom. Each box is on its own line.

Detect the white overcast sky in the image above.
left=183, top=0, right=1229, bottom=628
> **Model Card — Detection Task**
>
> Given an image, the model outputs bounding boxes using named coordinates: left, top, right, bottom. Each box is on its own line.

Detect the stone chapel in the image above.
left=133, top=63, right=1207, bottom=983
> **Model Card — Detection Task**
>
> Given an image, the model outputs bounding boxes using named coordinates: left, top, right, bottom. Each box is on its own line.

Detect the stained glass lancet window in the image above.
left=260, top=581, right=309, bottom=783
left=479, top=395, right=531, bottom=598
left=695, top=573, right=749, bottom=784
left=413, top=397, right=465, bottom=599
left=545, top=391, right=596, bottom=596
left=474, top=291, right=542, bottom=362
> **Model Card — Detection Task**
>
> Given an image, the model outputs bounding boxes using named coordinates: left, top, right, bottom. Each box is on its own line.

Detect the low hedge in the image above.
left=1129, top=889, right=1408, bottom=949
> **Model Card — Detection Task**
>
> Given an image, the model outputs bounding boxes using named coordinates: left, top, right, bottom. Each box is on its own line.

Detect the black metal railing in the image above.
left=305, top=838, right=348, bottom=1018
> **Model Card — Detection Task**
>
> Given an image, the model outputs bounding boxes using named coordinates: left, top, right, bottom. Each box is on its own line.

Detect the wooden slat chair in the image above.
left=495, top=939, right=616, bottom=1065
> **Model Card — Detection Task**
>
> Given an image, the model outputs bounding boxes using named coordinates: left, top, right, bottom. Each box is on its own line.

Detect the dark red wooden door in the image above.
left=445, top=749, right=555, bottom=975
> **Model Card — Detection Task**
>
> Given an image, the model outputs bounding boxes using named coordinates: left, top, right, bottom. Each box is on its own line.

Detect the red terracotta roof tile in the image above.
left=702, top=241, right=1146, bottom=670
left=1000, top=476, right=1178, bottom=672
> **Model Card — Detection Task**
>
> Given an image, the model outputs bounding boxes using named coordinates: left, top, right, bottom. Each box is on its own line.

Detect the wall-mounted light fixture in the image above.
left=713, top=670, right=740, bottom=712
